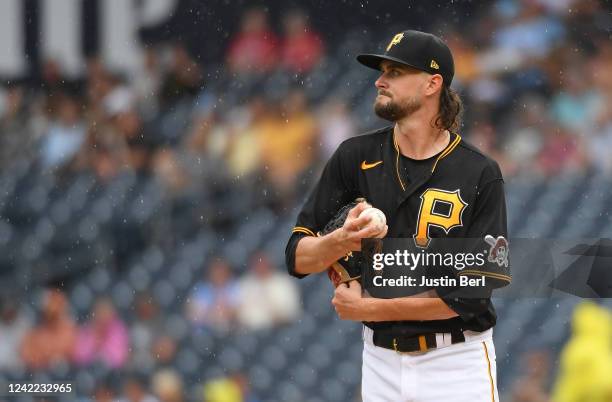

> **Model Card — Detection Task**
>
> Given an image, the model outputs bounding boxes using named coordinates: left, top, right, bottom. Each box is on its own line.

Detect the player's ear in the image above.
left=424, top=74, right=443, bottom=96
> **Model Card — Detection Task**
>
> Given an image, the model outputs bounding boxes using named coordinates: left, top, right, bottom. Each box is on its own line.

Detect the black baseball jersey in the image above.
left=285, top=126, right=509, bottom=337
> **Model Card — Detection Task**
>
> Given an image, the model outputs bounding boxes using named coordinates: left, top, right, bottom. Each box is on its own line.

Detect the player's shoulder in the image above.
left=454, top=133, right=503, bottom=181
left=338, top=125, right=393, bottom=151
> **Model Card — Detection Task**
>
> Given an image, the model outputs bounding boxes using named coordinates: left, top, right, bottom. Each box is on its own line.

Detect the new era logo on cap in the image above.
left=357, top=29, right=455, bottom=86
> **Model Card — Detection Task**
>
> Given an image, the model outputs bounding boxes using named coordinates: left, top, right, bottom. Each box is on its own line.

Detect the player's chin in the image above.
left=374, top=98, right=395, bottom=113
left=375, top=95, right=391, bottom=105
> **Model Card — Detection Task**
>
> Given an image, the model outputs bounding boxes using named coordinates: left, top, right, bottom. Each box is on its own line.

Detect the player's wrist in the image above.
left=328, top=227, right=352, bottom=255
left=325, top=228, right=345, bottom=251
left=359, top=298, right=378, bottom=321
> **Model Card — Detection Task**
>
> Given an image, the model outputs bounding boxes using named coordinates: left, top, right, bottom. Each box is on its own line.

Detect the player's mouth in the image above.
left=377, top=91, right=392, bottom=98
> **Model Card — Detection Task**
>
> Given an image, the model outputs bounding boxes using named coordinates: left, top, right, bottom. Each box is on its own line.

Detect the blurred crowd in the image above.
left=0, top=6, right=330, bottom=214
left=0, top=250, right=298, bottom=402
left=0, top=1, right=609, bottom=213
left=445, top=0, right=611, bottom=177
left=0, top=0, right=610, bottom=401
left=506, top=302, right=612, bottom=402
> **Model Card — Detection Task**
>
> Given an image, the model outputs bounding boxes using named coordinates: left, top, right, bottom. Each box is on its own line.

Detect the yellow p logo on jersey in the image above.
left=414, top=188, right=467, bottom=248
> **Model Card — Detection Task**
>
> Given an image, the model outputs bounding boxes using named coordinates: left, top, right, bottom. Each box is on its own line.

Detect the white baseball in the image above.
left=358, top=207, right=387, bottom=237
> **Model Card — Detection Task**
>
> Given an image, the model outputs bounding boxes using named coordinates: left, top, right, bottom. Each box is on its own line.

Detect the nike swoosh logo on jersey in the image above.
left=361, top=160, right=383, bottom=170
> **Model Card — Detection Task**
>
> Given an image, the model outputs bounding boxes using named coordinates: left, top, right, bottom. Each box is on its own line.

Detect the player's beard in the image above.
left=374, top=95, right=421, bottom=122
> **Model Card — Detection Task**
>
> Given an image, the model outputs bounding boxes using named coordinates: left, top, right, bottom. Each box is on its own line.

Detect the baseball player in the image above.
left=285, top=30, right=509, bottom=401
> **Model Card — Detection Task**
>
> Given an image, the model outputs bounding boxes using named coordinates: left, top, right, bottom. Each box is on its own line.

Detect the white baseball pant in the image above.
left=361, top=326, right=499, bottom=402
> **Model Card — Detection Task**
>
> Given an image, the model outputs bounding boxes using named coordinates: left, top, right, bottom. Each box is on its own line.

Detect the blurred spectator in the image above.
left=446, top=31, right=480, bottom=85
left=317, top=98, right=355, bottom=159
left=94, top=381, right=118, bottom=402
left=75, top=124, right=131, bottom=182
left=552, top=302, right=612, bottom=402
left=39, top=59, right=68, bottom=96
left=78, top=88, right=130, bottom=183
left=159, top=44, right=202, bottom=108
left=203, top=376, right=242, bottom=402
left=151, top=335, right=178, bottom=368
left=73, top=84, right=140, bottom=181
left=550, top=66, right=604, bottom=134
left=73, top=297, right=130, bottom=369
left=204, top=372, right=261, bottom=402
left=130, top=292, right=165, bottom=372
left=587, top=123, right=612, bottom=173
left=184, top=111, right=226, bottom=159
left=509, top=350, right=551, bottom=402
left=257, top=89, right=318, bottom=205
left=104, top=85, right=136, bottom=118
left=536, top=126, right=587, bottom=176
left=85, top=57, right=116, bottom=121
left=119, top=376, right=158, bottom=402
left=226, top=8, right=279, bottom=74
left=20, top=289, right=77, bottom=370
left=152, top=149, right=189, bottom=196
left=186, top=257, right=239, bottom=332
left=182, top=110, right=232, bottom=186
left=154, top=44, right=203, bottom=145
left=502, top=95, right=548, bottom=175
left=586, top=101, right=612, bottom=173
left=585, top=46, right=612, bottom=172
left=132, top=47, right=162, bottom=120
left=0, top=83, right=42, bottom=168
left=231, top=373, right=261, bottom=402
left=493, top=0, right=565, bottom=60
left=226, top=97, right=266, bottom=178
left=0, top=298, right=32, bottom=371
left=105, top=85, right=151, bottom=173
left=152, top=369, right=184, bottom=402
left=562, top=0, right=609, bottom=52
left=280, top=9, right=324, bottom=74
left=237, top=251, right=300, bottom=330
left=40, top=92, right=86, bottom=169
left=535, top=0, right=578, bottom=15
left=468, top=121, right=517, bottom=176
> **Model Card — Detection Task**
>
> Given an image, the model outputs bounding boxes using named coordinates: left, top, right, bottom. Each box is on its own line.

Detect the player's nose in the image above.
left=375, top=74, right=388, bottom=90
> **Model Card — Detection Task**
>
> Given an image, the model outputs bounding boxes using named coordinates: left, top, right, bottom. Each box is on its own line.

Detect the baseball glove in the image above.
left=318, top=198, right=368, bottom=287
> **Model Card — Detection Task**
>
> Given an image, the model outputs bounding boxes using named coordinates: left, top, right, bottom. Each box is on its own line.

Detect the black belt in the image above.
left=372, top=330, right=466, bottom=353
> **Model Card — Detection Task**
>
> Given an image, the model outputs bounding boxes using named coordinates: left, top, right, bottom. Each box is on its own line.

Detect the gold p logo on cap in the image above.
left=386, top=33, right=404, bottom=51
left=430, top=60, right=439, bottom=69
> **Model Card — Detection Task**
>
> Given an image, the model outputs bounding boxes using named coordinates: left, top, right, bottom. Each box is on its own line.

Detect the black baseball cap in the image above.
left=357, top=30, right=455, bottom=86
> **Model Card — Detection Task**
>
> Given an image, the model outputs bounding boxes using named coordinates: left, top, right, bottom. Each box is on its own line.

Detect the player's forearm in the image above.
left=294, top=233, right=348, bottom=275
left=361, top=297, right=458, bottom=321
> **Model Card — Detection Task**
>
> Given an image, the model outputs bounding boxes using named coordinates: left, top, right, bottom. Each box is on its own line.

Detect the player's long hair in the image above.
left=435, top=86, right=463, bottom=132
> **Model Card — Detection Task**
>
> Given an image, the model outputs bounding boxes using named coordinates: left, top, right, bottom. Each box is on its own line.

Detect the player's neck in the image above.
left=393, top=117, right=450, bottom=160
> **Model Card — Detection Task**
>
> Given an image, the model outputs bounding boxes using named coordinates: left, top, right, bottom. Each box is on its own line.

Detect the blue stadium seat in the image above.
left=248, top=364, right=273, bottom=394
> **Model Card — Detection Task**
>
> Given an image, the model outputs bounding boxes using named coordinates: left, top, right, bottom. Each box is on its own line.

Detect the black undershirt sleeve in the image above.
left=285, top=143, right=357, bottom=278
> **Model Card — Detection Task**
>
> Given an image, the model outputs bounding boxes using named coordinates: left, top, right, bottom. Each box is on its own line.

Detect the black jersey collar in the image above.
left=390, top=130, right=462, bottom=194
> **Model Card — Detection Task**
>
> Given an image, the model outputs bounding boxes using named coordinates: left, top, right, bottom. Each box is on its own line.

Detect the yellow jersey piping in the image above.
left=292, top=226, right=316, bottom=237
left=458, top=270, right=511, bottom=282
left=393, top=135, right=406, bottom=191
left=431, top=133, right=461, bottom=173
left=483, top=341, right=496, bottom=402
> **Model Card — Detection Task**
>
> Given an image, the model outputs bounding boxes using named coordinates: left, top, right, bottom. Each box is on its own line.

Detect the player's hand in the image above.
left=335, top=201, right=387, bottom=251
left=332, top=280, right=367, bottom=321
